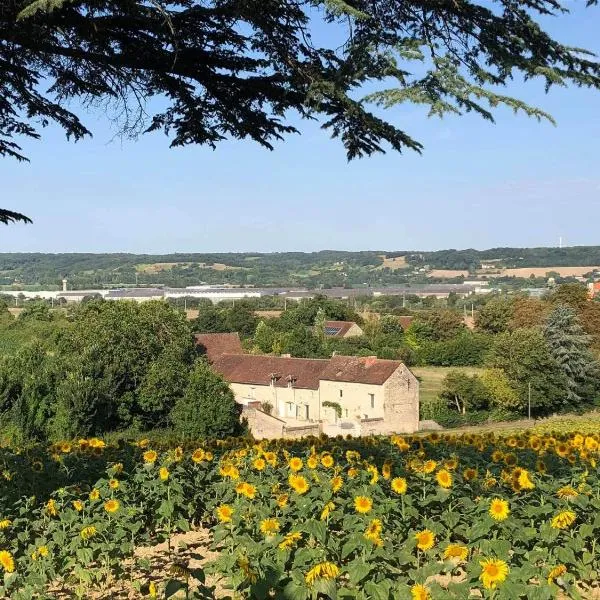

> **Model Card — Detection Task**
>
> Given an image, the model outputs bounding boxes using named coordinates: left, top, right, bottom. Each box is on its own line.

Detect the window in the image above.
left=345, top=409, right=348, bottom=417
left=369, top=393, right=375, bottom=409
left=339, top=389, right=343, bottom=398
left=249, top=387, right=255, bottom=399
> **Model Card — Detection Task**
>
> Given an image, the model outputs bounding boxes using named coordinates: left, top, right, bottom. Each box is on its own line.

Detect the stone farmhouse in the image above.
left=196, top=333, right=419, bottom=438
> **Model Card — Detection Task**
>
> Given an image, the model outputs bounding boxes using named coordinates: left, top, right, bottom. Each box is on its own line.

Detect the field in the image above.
left=0, top=426, right=598, bottom=599
left=413, top=367, right=484, bottom=405
left=427, top=270, right=470, bottom=279
left=377, top=256, right=409, bottom=271
left=496, top=266, right=600, bottom=278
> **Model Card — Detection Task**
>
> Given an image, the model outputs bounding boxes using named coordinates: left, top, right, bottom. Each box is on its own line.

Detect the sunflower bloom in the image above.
left=259, top=518, right=280, bottom=537
left=278, top=531, right=302, bottom=550
left=307, top=455, right=319, bottom=469
left=422, top=460, right=437, bottom=474
left=159, top=467, right=169, bottom=481
left=489, top=498, right=510, bottom=521
left=331, top=476, right=343, bottom=493
left=415, top=529, right=435, bottom=551
left=253, top=458, right=266, bottom=471
left=436, top=469, right=452, bottom=489
left=289, top=474, right=309, bottom=495
left=354, top=496, right=373, bottom=514
left=443, top=544, right=468, bottom=562
left=411, top=584, right=431, bottom=600
left=479, top=558, right=509, bottom=590
left=289, top=457, right=303, bottom=472
left=305, top=562, right=340, bottom=585
left=104, top=499, right=120, bottom=513
left=191, top=449, right=205, bottom=463
left=321, top=454, right=334, bottom=468
left=235, top=482, right=257, bottom=499
left=109, top=479, right=120, bottom=490
left=320, top=501, right=335, bottom=521
left=72, top=500, right=84, bottom=512
left=216, top=504, right=234, bottom=523
left=0, top=520, right=11, bottom=530
left=143, top=450, right=158, bottom=464
left=547, top=564, right=567, bottom=584
left=81, top=526, right=97, bottom=540
left=551, top=510, right=576, bottom=529
left=391, top=477, right=407, bottom=495
left=556, top=486, right=579, bottom=499
left=89, top=489, right=100, bottom=501
left=0, top=550, right=15, bottom=573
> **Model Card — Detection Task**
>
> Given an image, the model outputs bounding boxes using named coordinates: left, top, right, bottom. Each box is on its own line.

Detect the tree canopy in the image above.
left=2, top=0, right=600, bottom=223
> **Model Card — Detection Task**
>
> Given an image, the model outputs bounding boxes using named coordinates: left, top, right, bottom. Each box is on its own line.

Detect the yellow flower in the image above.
left=489, top=498, right=510, bottom=521
left=216, top=504, right=234, bottom=523
left=289, top=474, right=309, bottom=495
left=104, top=499, right=120, bottom=513
left=367, top=465, right=379, bottom=484
left=348, top=467, right=358, bottom=479
left=89, top=489, right=100, bottom=501
left=253, top=458, right=266, bottom=471
left=236, top=482, right=257, bottom=499
left=38, top=545, right=49, bottom=557
left=436, top=469, right=452, bottom=489
left=305, top=562, right=340, bottom=585
left=191, top=449, right=205, bottom=463
left=72, top=500, right=84, bottom=512
left=463, top=468, right=478, bottom=481
left=148, top=580, right=157, bottom=598
left=354, top=496, right=373, bottom=514
left=159, top=467, right=169, bottom=481
left=411, top=584, right=431, bottom=600
left=289, top=457, right=303, bottom=472
left=259, top=518, right=280, bottom=537
left=321, top=454, right=334, bottom=468
left=109, top=479, right=120, bottom=490
left=551, top=510, right=576, bottom=529
left=279, top=531, right=302, bottom=550
left=46, top=499, right=58, bottom=517
left=547, top=564, right=567, bottom=584
left=137, top=438, right=150, bottom=448
left=556, top=486, right=579, bottom=499
left=143, top=450, right=158, bottom=463
left=0, top=520, right=11, bottom=530
left=0, top=550, right=15, bottom=573
left=204, top=451, right=213, bottom=461
left=422, top=460, right=437, bottom=474
left=415, top=529, right=435, bottom=551
left=307, top=455, right=318, bottom=469
left=81, top=526, right=97, bottom=540
left=443, top=544, right=468, bottom=562
left=320, top=501, right=335, bottom=521
left=331, top=476, right=343, bottom=493
left=173, top=447, right=184, bottom=462
left=491, top=450, right=504, bottom=463
left=517, top=469, right=535, bottom=490
left=584, top=436, right=598, bottom=451
left=391, top=477, right=407, bottom=495
left=382, top=462, right=391, bottom=480
left=364, top=519, right=383, bottom=545
left=479, top=558, right=509, bottom=590
left=264, top=451, right=277, bottom=467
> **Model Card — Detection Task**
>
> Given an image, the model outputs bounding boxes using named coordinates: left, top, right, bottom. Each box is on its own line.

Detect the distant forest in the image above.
left=0, top=247, right=598, bottom=289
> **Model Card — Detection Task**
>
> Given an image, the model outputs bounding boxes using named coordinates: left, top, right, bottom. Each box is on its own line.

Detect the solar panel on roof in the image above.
left=324, top=327, right=343, bottom=335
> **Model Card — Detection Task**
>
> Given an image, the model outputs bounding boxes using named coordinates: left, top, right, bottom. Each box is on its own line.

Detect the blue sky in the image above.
left=2, top=3, right=599, bottom=254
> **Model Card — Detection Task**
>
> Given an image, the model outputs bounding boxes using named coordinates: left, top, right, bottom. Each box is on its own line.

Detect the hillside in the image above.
left=0, top=246, right=598, bottom=289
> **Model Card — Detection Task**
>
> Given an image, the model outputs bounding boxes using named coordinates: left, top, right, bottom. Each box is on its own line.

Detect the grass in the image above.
left=412, top=366, right=485, bottom=404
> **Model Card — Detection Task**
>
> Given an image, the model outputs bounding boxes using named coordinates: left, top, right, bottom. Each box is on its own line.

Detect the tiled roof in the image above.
left=212, top=354, right=330, bottom=390
left=195, top=333, right=243, bottom=362
left=320, top=355, right=402, bottom=385
left=323, top=320, right=359, bottom=337
left=397, top=315, right=414, bottom=330
left=106, top=288, right=164, bottom=298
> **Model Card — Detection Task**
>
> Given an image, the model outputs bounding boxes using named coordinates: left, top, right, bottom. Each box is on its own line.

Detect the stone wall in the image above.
left=382, top=364, right=420, bottom=433
left=241, top=406, right=285, bottom=439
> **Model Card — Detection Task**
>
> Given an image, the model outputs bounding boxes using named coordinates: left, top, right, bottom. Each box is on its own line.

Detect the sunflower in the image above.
left=289, top=457, right=303, bottom=472
left=89, top=488, right=100, bottom=501
left=367, top=465, right=379, bottom=484
left=463, top=468, right=478, bottom=481
left=331, top=476, right=343, bottom=493
left=109, top=478, right=120, bottom=490
left=104, top=499, right=120, bottom=513
left=585, top=436, right=598, bottom=451
left=253, top=458, right=266, bottom=471
left=321, top=454, right=334, bottom=468
left=143, top=450, right=158, bottom=464
left=278, top=531, right=302, bottom=550
left=444, top=457, right=459, bottom=470
left=216, top=504, right=234, bottom=523
left=307, top=455, right=319, bottom=469
left=320, top=501, right=335, bottom=521
left=72, top=500, right=84, bottom=512
left=551, top=510, right=576, bottom=529
left=173, top=446, right=184, bottom=462
left=382, top=462, right=392, bottom=480
left=259, top=518, right=280, bottom=537
left=0, top=550, right=15, bottom=573
left=479, top=558, right=509, bottom=590
left=46, top=499, right=58, bottom=517
left=415, top=529, right=435, bottom=551
left=517, top=469, right=535, bottom=490
left=556, top=486, right=578, bottom=499
left=159, top=467, right=169, bottom=481
left=235, top=482, right=257, bottom=499
left=422, top=460, right=437, bottom=474
left=443, top=544, right=468, bottom=562
left=411, top=584, right=431, bottom=600
left=289, top=474, right=309, bottom=495
left=305, top=562, right=340, bottom=585
left=491, top=450, right=504, bottom=463
left=489, top=498, right=510, bottom=521
left=277, top=493, right=289, bottom=508
left=391, top=477, right=407, bottom=495
left=354, top=496, right=373, bottom=514
left=81, top=526, right=97, bottom=540
left=556, top=443, right=569, bottom=458
left=364, top=519, right=383, bottom=545
left=436, top=469, right=452, bottom=489
left=348, top=467, right=358, bottom=479
left=191, top=449, right=205, bottom=463
left=536, top=459, right=548, bottom=474
left=264, top=451, right=277, bottom=467
left=0, top=520, right=11, bottom=530
left=547, top=564, right=567, bottom=584
left=37, top=546, right=49, bottom=558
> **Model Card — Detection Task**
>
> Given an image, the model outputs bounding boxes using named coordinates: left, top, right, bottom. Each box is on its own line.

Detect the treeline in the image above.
left=0, top=301, right=241, bottom=443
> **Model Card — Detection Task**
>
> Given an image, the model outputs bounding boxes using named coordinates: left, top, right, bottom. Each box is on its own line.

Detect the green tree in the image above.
left=194, top=305, right=227, bottom=333
left=486, top=328, right=569, bottom=415
left=549, top=283, right=589, bottom=311
left=409, top=309, right=465, bottom=343
left=543, top=306, right=600, bottom=406
left=253, top=320, right=277, bottom=354
left=475, top=297, right=513, bottom=334
left=170, top=360, right=240, bottom=439
left=508, top=296, right=549, bottom=330
left=19, top=301, right=52, bottom=322
left=439, top=370, right=487, bottom=414
left=223, top=304, right=258, bottom=338
left=479, top=368, right=519, bottom=411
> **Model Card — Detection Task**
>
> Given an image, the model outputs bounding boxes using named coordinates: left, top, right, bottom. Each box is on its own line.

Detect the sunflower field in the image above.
left=0, top=428, right=599, bottom=599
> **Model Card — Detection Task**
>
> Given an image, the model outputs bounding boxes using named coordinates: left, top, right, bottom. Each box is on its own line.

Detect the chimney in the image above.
left=62, top=278, right=68, bottom=292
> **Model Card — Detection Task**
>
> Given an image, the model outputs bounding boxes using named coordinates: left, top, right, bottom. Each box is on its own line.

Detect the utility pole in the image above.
left=184, top=298, right=187, bottom=311
left=471, top=303, right=474, bottom=319
left=135, top=272, right=138, bottom=286
left=528, top=382, right=532, bottom=421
